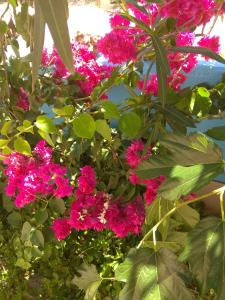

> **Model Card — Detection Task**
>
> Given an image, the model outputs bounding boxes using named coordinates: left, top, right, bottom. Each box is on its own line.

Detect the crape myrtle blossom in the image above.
left=3, top=140, right=73, bottom=208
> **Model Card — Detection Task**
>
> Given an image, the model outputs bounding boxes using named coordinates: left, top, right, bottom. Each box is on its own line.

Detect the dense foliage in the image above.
left=0, top=0, right=225, bottom=299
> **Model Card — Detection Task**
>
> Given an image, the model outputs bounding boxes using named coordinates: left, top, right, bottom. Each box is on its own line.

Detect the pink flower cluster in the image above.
left=161, top=0, right=216, bottom=28
left=125, top=140, right=164, bottom=205
left=52, top=165, right=145, bottom=240
left=41, top=42, right=112, bottom=96
left=138, top=32, right=221, bottom=95
left=16, top=87, right=30, bottom=112
left=3, top=140, right=73, bottom=208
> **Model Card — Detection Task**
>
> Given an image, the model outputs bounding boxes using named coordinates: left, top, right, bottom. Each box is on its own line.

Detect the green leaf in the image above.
left=7, top=211, right=22, bottom=228
left=49, top=198, right=66, bottom=214
left=0, top=139, right=9, bottom=149
left=2, top=195, right=14, bottom=212
left=115, top=248, right=194, bottom=300
left=8, top=0, right=17, bottom=9
left=119, top=112, right=141, bottom=139
left=180, top=217, right=225, bottom=298
left=95, top=119, right=112, bottom=141
left=73, top=114, right=96, bottom=139
left=158, top=164, right=223, bottom=201
left=171, top=46, right=225, bottom=64
left=136, top=133, right=224, bottom=199
left=53, top=105, right=74, bottom=117
left=35, top=209, right=48, bottom=225
left=197, top=87, right=210, bottom=98
left=175, top=205, right=200, bottom=228
left=38, top=129, right=54, bottom=147
left=31, top=230, right=44, bottom=248
left=72, top=264, right=102, bottom=300
left=35, top=115, right=57, bottom=134
left=0, top=20, right=8, bottom=36
left=206, top=126, right=225, bottom=141
left=21, top=222, right=32, bottom=242
left=15, top=258, right=31, bottom=270
left=14, top=138, right=31, bottom=155
left=17, top=120, right=34, bottom=134
left=38, top=0, right=73, bottom=73
left=151, top=34, right=170, bottom=107
left=102, top=101, right=120, bottom=120
left=1, top=120, right=14, bottom=135
left=32, top=0, right=46, bottom=90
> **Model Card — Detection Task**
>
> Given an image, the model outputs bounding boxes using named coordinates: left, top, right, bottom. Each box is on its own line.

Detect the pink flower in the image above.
left=106, top=196, right=145, bottom=238
left=161, top=0, right=216, bottom=28
left=198, top=36, right=220, bottom=60
left=77, top=166, right=97, bottom=194
left=138, top=74, right=158, bottom=96
left=16, top=87, right=29, bottom=112
left=125, top=140, right=145, bottom=168
left=52, top=218, right=71, bottom=240
left=3, top=140, right=73, bottom=208
left=97, top=30, right=137, bottom=64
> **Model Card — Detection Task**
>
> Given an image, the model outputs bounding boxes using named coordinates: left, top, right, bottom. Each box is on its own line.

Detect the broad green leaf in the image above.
left=7, top=211, right=22, bottom=228
left=119, top=112, right=141, bottom=139
left=1, top=120, right=14, bottom=135
left=115, top=248, right=194, bottom=300
left=17, top=120, right=34, bottom=134
left=180, top=217, right=225, bottom=298
left=102, top=101, right=120, bottom=120
left=49, top=198, right=66, bottom=214
left=38, top=129, right=54, bottom=147
left=145, top=197, right=173, bottom=240
left=2, top=195, right=14, bottom=212
left=15, top=258, right=31, bottom=270
left=158, top=164, right=224, bottom=200
left=73, top=114, right=96, bottom=139
left=35, top=115, right=57, bottom=134
left=197, top=87, right=210, bottom=98
left=31, top=230, right=44, bottom=248
left=0, top=139, right=9, bottom=148
left=175, top=205, right=200, bottom=228
left=171, top=46, right=225, bottom=64
left=72, top=264, right=102, bottom=300
left=32, top=0, right=46, bottom=90
left=38, top=0, right=73, bottom=73
left=35, top=209, right=48, bottom=225
left=21, top=222, right=32, bottom=242
left=95, top=119, right=112, bottom=141
left=14, top=138, right=31, bottom=155
left=136, top=133, right=224, bottom=200
left=206, top=126, right=225, bottom=141
left=53, top=105, right=74, bottom=117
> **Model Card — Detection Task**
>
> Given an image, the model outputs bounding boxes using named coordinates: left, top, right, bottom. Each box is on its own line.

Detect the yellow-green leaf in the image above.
left=95, top=119, right=112, bottom=141
left=14, top=138, right=31, bottom=155
left=35, top=115, right=57, bottom=133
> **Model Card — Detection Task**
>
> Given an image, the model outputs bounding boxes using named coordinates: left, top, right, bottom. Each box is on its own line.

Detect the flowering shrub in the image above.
left=0, top=0, right=225, bottom=299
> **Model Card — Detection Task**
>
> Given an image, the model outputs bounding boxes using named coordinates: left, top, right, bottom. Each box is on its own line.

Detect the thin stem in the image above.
left=137, top=186, right=225, bottom=249
left=220, top=190, right=225, bottom=221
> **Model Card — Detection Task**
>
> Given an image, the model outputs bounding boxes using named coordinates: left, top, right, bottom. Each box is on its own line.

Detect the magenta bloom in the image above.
left=198, top=36, right=220, bottom=60
left=97, top=30, right=137, bottom=64
left=52, top=218, right=71, bottom=240
left=3, top=140, right=73, bottom=208
left=16, top=87, right=30, bottom=112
